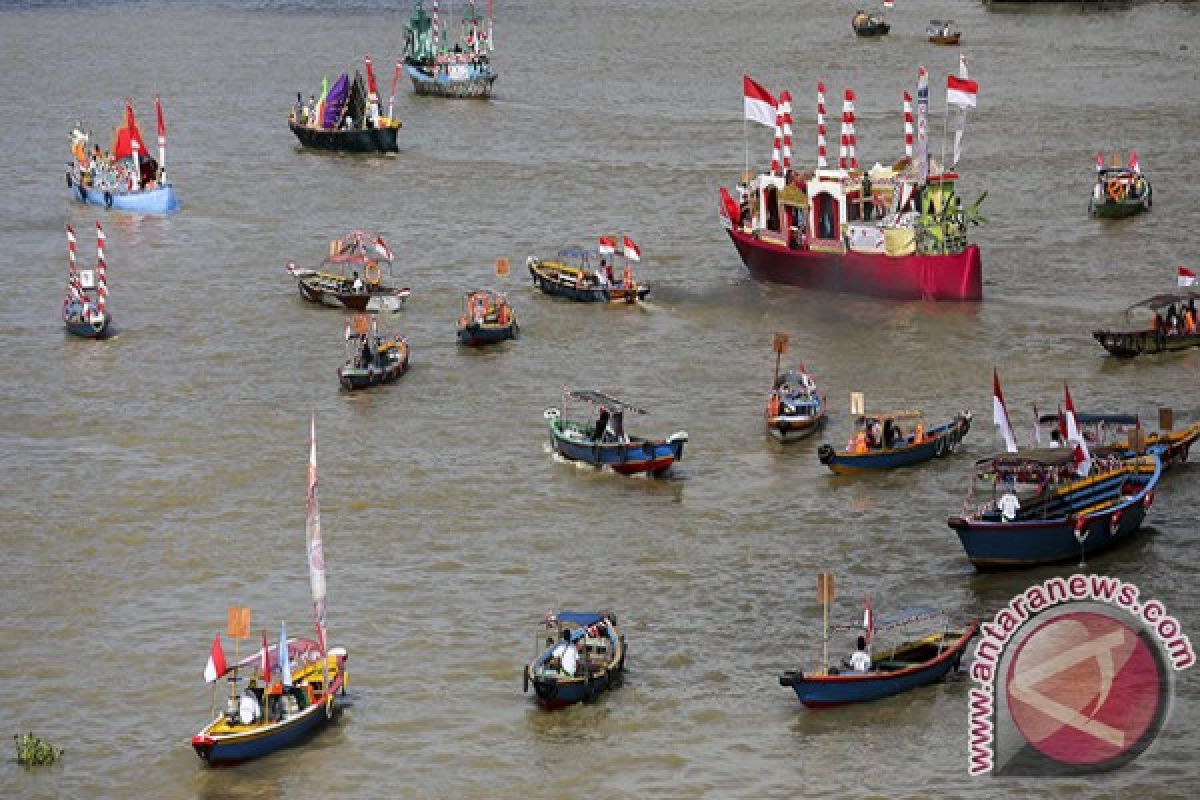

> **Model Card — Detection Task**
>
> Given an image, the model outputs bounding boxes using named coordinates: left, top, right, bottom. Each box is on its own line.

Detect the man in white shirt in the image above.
left=561, top=640, right=578, bottom=677
left=849, top=636, right=872, bottom=673
left=352, top=271, right=365, bottom=293
left=999, top=492, right=1021, bottom=522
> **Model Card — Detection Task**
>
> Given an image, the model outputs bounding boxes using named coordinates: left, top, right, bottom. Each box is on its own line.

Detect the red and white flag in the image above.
left=373, top=235, right=393, bottom=261
left=1179, top=267, right=1197, bottom=287
left=743, top=75, right=778, bottom=128
left=946, top=75, right=977, bottom=109
left=992, top=368, right=1018, bottom=453
left=1129, top=150, right=1140, bottom=175
left=621, top=236, right=641, bottom=262
left=598, top=236, right=616, bottom=255
left=883, top=0, right=895, bottom=8
left=1064, top=384, right=1092, bottom=476
left=203, top=633, right=227, bottom=683
left=862, top=596, right=875, bottom=645
left=1095, top=151, right=1105, bottom=172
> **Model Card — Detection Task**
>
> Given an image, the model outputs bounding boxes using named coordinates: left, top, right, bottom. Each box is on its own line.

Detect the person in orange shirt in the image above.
left=854, top=430, right=869, bottom=453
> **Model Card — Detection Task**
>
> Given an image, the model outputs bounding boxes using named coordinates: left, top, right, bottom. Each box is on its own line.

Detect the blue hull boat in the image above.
left=65, top=316, right=111, bottom=339
left=819, top=412, right=971, bottom=473
left=544, top=399, right=687, bottom=476
left=779, top=624, right=977, bottom=707
left=527, top=255, right=649, bottom=304
left=67, top=173, right=179, bottom=215
left=948, top=454, right=1160, bottom=570
left=524, top=612, right=625, bottom=710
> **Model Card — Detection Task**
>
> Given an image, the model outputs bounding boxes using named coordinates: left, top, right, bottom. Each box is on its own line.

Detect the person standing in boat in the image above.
left=849, top=636, right=872, bottom=673
left=352, top=271, right=365, bottom=293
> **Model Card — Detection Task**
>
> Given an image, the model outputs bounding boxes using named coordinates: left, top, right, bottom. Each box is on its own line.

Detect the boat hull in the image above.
left=294, top=279, right=410, bottom=312
left=818, top=414, right=971, bottom=473
left=1089, top=195, right=1151, bottom=219
left=726, top=227, right=982, bottom=302
left=67, top=172, right=179, bottom=215
left=779, top=625, right=977, bottom=707
left=338, top=349, right=410, bottom=390
left=549, top=429, right=687, bottom=475
left=948, top=459, right=1160, bottom=570
left=854, top=22, right=890, bottom=36
left=1093, top=329, right=1200, bottom=358
left=405, top=64, right=496, bottom=98
left=767, top=412, right=826, bottom=443
left=929, top=33, right=961, bottom=45
left=457, top=321, right=518, bottom=346
left=529, top=260, right=649, bottom=304
left=288, top=120, right=400, bottom=154
left=191, top=698, right=340, bottom=766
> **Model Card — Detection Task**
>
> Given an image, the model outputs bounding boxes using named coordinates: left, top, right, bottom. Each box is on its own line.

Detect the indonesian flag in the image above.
left=1179, top=267, right=1197, bottom=287
left=373, top=235, right=393, bottom=261
left=1095, top=151, right=1105, bottom=172
left=946, top=75, right=977, bottom=109
left=743, top=75, right=778, bottom=128
left=1072, top=442, right=1093, bottom=478
left=598, top=236, right=616, bottom=255
left=203, top=634, right=227, bottom=683
left=1129, top=150, right=1140, bottom=175
left=863, top=596, right=875, bottom=645
left=1064, top=384, right=1092, bottom=476
left=992, top=368, right=1018, bottom=453
left=622, top=236, right=641, bottom=262
left=883, top=0, right=894, bottom=7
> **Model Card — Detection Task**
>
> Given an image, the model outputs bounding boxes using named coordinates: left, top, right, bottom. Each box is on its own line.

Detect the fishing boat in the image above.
left=191, top=417, right=348, bottom=766
left=544, top=389, right=688, bottom=476
left=66, top=99, right=180, bottom=215
left=818, top=409, right=971, bottom=473
left=527, top=237, right=649, bottom=304
left=287, top=232, right=410, bottom=312
left=404, top=0, right=497, bottom=98
left=852, top=9, right=890, bottom=37
left=1088, top=152, right=1151, bottom=219
left=766, top=368, right=826, bottom=443
left=62, top=222, right=113, bottom=340
left=1035, top=409, right=1200, bottom=469
left=523, top=611, right=625, bottom=709
left=927, top=20, right=961, bottom=45
left=721, top=73, right=986, bottom=301
left=780, top=606, right=977, bottom=708
left=1092, top=290, right=1200, bottom=357
left=338, top=314, right=410, bottom=390
left=457, top=289, right=517, bottom=345
left=289, top=58, right=402, bottom=153
left=947, top=451, right=1161, bottom=570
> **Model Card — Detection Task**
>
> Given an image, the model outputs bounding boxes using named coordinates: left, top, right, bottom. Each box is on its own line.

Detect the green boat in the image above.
left=1088, top=160, right=1151, bottom=219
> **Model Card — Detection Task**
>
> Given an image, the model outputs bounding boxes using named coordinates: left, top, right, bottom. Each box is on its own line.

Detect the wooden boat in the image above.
left=1089, top=155, right=1151, bottom=219
left=544, top=389, right=687, bottom=476
left=527, top=238, right=649, bottom=304
left=457, top=289, right=517, bottom=345
left=62, top=222, right=113, bottom=340
left=1092, top=291, right=1200, bottom=357
left=66, top=100, right=180, bottom=215
left=780, top=607, right=977, bottom=708
left=927, top=20, right=961, bottom=44
left=191, top=417, right=348, bottom=766
left=720, top=156, right=986, bottom=301
left=1035, top=410, right=1200, bottom=469
left=523, top=611, right=625, bottom=709
left=337, top=314, right=410, bottom=390
left=766, top=368, right=826, bottom=443
left=947, top=452, right=1161, bottom=570
left=852, top=11, right=890, bottom=37
left=404, top=0, right=497, bottom=98
left=287, top=231, right=411, bottom=312
left=818, top=410, right=971, bottom=473
left=289, top=61, right=401, bottom=154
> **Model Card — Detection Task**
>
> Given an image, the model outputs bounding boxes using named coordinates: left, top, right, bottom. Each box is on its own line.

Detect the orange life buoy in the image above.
left=364, top=261, right=382, bottom=285
left=1106, top=179, right=1125, bottom=203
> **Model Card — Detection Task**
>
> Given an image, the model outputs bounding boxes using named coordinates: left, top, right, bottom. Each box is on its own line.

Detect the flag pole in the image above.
left=939, top=90, right=950, bottom=254
left=743, top=114, right=749, bottom=181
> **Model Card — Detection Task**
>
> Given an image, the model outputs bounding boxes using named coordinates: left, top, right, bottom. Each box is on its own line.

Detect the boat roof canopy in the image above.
left=564, top=389, right=647, bottom=414
left=1126, top=291, right=1200, bottom=312
left=554, top=611, right=609, bottom=628
left=977, top=448, right=1079, bottom=469
left=858, top=410, right=924, bottom=422
left=833, top=607, right=943, bottom=633
left=1037, top=412, right=1139, bottom=427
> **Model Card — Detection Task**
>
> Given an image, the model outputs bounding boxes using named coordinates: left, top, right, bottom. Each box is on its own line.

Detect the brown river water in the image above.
left=1, top=0, right=1199, bottom=797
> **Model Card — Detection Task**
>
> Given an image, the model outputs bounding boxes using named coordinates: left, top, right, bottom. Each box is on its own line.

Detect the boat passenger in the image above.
left=352, top=271, right=365, bottom=293
left=999, top=491, right=1021, bottom=522
left=623, top=265, right=634, bottom=289
left=913, top=422, right=924, bottom=443
left=238, top=689, right=262, bottom=725
left=882, top=419, right=895, bottom=449
left=1186, top=308, right=1197, bottom=335
left=854, top=430, right=869, bottom=454
left=849, top=636, right=872, bottom=673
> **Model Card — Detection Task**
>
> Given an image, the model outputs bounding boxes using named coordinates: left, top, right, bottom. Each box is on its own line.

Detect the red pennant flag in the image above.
left=203, top=634, right=227, bottom=683
left=364, top=54, right=379, bottom=96
left=155, top=96, right=165, bottom=140
left=260, top=629, right=272, bottom=682
left=598, top=236, right=616, bottom=255
left=621, top=236, right=641, bottom=262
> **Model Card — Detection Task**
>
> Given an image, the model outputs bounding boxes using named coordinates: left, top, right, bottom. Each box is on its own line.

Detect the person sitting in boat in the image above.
left=882, top=419, right=896, bottom=449
left=238, top=686, right=262, bottom=725
left=848, top=636, right=872, bottom=673
left=623, top=265, right=634, bottom=289
left=597, top=259, right=610, bottom=287
left=352, top=271, right=365, bottom=293
left=853, top=430, right=869, bottom=454
left=359, top=336, right=373, bottom=367
left=913, top=422, right=924, bottom=444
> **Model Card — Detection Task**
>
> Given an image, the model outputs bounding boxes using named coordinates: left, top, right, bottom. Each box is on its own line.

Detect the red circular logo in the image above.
left=1005, top=610, right=1163, bottom=767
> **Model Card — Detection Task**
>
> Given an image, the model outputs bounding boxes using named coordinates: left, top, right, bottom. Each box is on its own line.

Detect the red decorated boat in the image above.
left=722, top=74, right=985, bottom=301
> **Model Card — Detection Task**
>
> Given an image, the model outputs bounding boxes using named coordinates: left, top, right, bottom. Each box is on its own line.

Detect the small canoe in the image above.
left=947, top=453, right=1161, bottom=570
left=818, top=411, right=971, bottom=473
left=545, top=390, right=687, bottom=476
left=852, top=14, right=890, bottom=37
left=288, top=231, right=410, bottom=312
left=524, top=612, right=625, bottom=709
left=457, top=290, right=518, bottom=346
left=927, top=20, right=961, bottom=45
left=766, top=369, right=826, bottom=443
left=1089, top=168, right=1151, bottom=219
left=191, top=639, right=348, bottom=766
left=528, top=256, right=648, bottom=304
left=1092, top=290, right=1198, bottom=357
left=780, top=623, right=977, bottom=707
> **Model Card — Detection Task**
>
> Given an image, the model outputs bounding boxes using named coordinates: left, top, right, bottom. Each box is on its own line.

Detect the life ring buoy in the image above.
left=364, top=261, right=382, bottom=286
left=104, top=191, right=113, bottom=209
left=1106, top=179, right=1125, bottom=203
